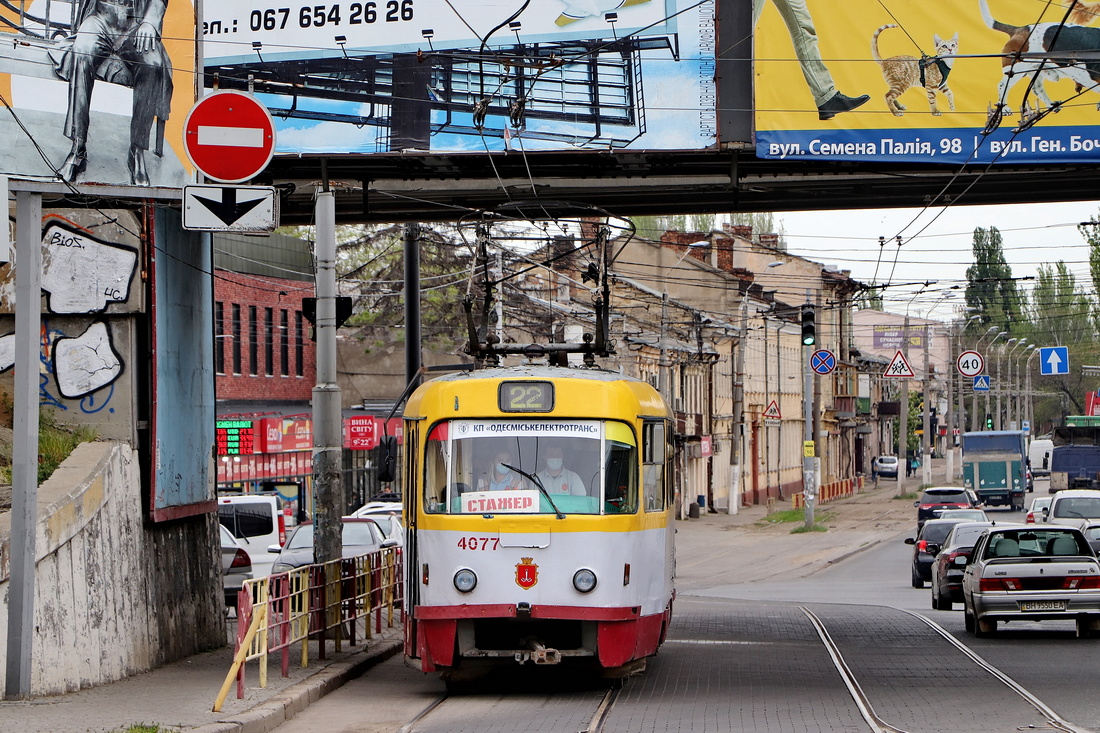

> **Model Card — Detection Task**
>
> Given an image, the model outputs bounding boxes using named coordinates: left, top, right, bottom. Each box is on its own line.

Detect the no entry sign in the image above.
left=183, top=91, right=276, bottom=183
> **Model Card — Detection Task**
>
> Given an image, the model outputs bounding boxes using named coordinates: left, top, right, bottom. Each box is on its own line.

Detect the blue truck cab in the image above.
left=961, top=430, right=1027, bottom=511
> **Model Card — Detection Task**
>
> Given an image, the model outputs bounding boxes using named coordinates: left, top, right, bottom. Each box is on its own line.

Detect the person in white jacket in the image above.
left=535, top=445, right=587, bottom=496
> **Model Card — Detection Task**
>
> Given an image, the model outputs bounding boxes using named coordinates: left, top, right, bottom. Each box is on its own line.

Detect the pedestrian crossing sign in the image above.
left=883, top=350, right=915, bottom=378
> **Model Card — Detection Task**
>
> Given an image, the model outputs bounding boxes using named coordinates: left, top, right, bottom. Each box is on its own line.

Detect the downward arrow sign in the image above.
left=193, top=187, right=266, bottom=226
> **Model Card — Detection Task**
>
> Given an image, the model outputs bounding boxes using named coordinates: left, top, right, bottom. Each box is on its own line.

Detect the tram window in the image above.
left=642, top=422, right=666, bottom=512
left=423, top=423, right=450, bottom=513
left=423, top=420, right=639, bottom=515
left=604, top=441, right=638, bottom=514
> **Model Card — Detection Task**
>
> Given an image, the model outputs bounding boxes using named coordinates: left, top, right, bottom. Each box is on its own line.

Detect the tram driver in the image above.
left=535, top=444, right=586, bottom=496
left=477, top=449, right=529, bottom=491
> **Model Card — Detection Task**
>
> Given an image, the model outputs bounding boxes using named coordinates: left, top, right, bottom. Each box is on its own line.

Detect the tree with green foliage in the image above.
left=1026, top=260, right=1098, bottom=417
left=295, top=223, right=472, bottom=351
left=964, top=226, right=1026, bottom=335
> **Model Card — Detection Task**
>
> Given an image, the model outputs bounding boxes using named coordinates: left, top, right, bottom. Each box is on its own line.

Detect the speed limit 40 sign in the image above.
left=957, top=350, right=985, bottom=377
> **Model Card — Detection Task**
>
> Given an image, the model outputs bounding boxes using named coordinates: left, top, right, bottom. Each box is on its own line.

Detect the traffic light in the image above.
left=985, top=414, right=993, bottom=429
left=800, top=305, right=816, bottom=346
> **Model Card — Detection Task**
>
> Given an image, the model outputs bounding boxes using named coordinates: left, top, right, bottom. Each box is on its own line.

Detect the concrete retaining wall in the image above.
left=0, top=441, right=225, bottom=695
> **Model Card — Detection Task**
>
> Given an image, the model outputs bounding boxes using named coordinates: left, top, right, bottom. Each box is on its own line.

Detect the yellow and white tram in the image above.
left=401, top=364, right=675, bottom=682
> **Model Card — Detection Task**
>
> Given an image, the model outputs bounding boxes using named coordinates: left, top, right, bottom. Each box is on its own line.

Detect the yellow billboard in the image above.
left=755, top=0, right=1100, bottom=164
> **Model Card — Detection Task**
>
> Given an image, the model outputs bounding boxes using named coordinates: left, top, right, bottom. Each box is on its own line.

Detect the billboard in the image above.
left=0, top=0, right=196, bottom=186
left=202, top=0, right=718, bottom=153
left=755, top=0, right=1100, bottom=164
left=872, top=325, right=924, bottom=351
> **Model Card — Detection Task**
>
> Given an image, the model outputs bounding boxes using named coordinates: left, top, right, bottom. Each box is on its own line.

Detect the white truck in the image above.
left=1037, top=489, right=1100, bottom=531
left=1029, top=438, right=1053, bottom=477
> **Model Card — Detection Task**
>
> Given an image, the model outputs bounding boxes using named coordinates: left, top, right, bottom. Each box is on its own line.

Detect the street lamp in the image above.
left=998, top=338, right=1028, bottom=429
left=1025, top=347, right=1041, bottom=431
left=983, top=331, right=1008, bottom=429
left=968, top=326, right=998, bottom=430
left=1012, top=344, right=1034, bottom=429
left=995, top=338, right=1020, bottom=430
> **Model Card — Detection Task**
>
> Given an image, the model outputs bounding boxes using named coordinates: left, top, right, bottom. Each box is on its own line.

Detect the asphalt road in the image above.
left=272, top=497, right=1100, bottom=733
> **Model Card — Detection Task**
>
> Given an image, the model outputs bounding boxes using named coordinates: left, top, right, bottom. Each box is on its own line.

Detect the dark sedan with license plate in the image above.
left=905, top=518, right=967, bottom=588
left=915, top=487, right=981, bottom=529
left=961, top=524, right=1100, bottom=637
left=929, top=521, right=994, bottom=611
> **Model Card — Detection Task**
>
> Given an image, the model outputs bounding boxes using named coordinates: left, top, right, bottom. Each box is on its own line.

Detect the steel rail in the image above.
left=800, top=606, right=911, bottom=733
left=899, top=608, right=1095, bottom=733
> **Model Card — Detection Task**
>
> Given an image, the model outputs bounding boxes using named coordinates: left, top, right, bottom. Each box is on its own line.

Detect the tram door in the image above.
left=402, top=422, right=420, bottom=658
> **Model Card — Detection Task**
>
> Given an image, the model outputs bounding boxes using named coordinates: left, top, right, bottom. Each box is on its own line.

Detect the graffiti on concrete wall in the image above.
left=52, top=321, right=123, bottom=399
left=41, top=222, right=138, bottom=314
left=0, top=218, right=138, bottom=414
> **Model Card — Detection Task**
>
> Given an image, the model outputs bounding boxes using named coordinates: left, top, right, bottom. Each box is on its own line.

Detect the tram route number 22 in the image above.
left=457, top=536, right=500, bottom=551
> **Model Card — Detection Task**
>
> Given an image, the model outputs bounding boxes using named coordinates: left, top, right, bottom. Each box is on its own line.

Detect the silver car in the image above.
left=220, top=524, right=253, bottom=609
left=961, top=524, right=1100, bottom=637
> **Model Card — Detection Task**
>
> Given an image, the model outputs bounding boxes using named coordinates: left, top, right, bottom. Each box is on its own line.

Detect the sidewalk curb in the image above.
left=192, top=638, right=403, bottom=733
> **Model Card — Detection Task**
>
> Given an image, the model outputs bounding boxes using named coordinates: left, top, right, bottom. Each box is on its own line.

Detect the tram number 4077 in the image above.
left=456, top=536, right=500, bottom=551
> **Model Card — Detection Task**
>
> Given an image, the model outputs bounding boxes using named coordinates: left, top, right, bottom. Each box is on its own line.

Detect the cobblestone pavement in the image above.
left=1, top=465, right=948, bottom=733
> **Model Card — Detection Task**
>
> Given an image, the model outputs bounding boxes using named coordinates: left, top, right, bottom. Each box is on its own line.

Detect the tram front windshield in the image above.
left=422, top=419, right=637, bottom=515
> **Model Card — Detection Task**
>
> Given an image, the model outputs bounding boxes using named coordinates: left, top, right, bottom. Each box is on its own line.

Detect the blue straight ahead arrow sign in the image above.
left=1039, top=346, right=1070, bottom=376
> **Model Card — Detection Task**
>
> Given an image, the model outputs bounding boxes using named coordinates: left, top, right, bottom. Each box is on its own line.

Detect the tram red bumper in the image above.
left=412, top=603, right=670, bottom=671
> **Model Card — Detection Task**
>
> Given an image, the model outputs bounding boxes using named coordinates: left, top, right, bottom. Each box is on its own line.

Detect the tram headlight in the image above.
left=453, top=568, right=478, bottom=593
left=573, top=568, right=597, bottom=593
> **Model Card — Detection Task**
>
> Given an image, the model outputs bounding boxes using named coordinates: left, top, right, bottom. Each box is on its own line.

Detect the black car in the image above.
left=905, top=518, right=966, bottom=588
left=929, top=521, right=994, bottom=611
left=914, top=487, right=980, bottom=529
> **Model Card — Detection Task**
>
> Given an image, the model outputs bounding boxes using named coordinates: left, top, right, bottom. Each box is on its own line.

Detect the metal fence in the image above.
left=791, top=476, right=865, bottom=509
left=213, top=546, right=402, bottom=712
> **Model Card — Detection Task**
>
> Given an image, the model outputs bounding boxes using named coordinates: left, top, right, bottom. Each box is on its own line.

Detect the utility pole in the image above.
left=946, top=326, right=957, bottom=482
left=312, top=188, right=342, bottom=565
left=729, top=292, right=749, bottom=515
left=405, top=224, right=422, bottom=392
left=897, top=314, right=910, bottom=496
left=801, top=297, right=816, bottom=529
left=922, top=324, right=932, bottom=487
left=5, top=189, right=42, bottom=699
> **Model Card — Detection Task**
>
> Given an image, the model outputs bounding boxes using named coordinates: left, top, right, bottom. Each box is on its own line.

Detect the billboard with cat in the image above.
left=202, top=0, right=720, bottom=154
left=755, top=0, right=1100, bottom=164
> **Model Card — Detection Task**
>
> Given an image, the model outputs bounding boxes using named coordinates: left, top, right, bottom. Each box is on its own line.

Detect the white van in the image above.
left=1029, top=438, right=1054, bottom=477
left=217, top=494, right=287, bottom=578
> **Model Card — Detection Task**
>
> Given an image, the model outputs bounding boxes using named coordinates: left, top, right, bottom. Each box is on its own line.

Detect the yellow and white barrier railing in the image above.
left=213, top=546, right=402, bottom=712
left=791, top=476, right=864, bottom=510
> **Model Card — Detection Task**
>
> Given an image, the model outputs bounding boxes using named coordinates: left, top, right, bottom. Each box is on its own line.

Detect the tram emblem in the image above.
left=515, top=557, right=539, bottom=589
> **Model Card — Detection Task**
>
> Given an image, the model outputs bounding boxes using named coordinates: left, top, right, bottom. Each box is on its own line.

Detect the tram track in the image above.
left=899, top=608, right=1093, bottom=733
left=801, top=606, right=910, bottom=733
left=803, top=605, right=1096, bottom=733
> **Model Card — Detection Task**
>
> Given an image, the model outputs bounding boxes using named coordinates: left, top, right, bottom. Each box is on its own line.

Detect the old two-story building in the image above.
left=211, top=223, right=892, bottom=519
left=496, top=223, right=885, bottom=516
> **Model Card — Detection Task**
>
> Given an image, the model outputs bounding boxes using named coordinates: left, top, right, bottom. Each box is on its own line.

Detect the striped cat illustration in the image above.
left=871, top=24, right=958, bottom=116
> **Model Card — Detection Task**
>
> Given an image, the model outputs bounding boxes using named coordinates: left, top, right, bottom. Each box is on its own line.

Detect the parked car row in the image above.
left=217, top=494, right=404, bottom=609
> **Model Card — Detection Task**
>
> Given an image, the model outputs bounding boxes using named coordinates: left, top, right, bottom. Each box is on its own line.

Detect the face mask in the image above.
left=546, top=458, right=563, bottom=471
left=495, top=463, right=510, bottom=476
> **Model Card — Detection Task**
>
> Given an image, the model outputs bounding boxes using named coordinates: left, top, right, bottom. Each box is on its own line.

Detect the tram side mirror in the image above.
left=377, top=436, right=398, bottom=484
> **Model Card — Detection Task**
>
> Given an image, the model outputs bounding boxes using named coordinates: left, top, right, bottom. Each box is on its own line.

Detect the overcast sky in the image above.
left=776, top=200, right=1100, bottom=321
